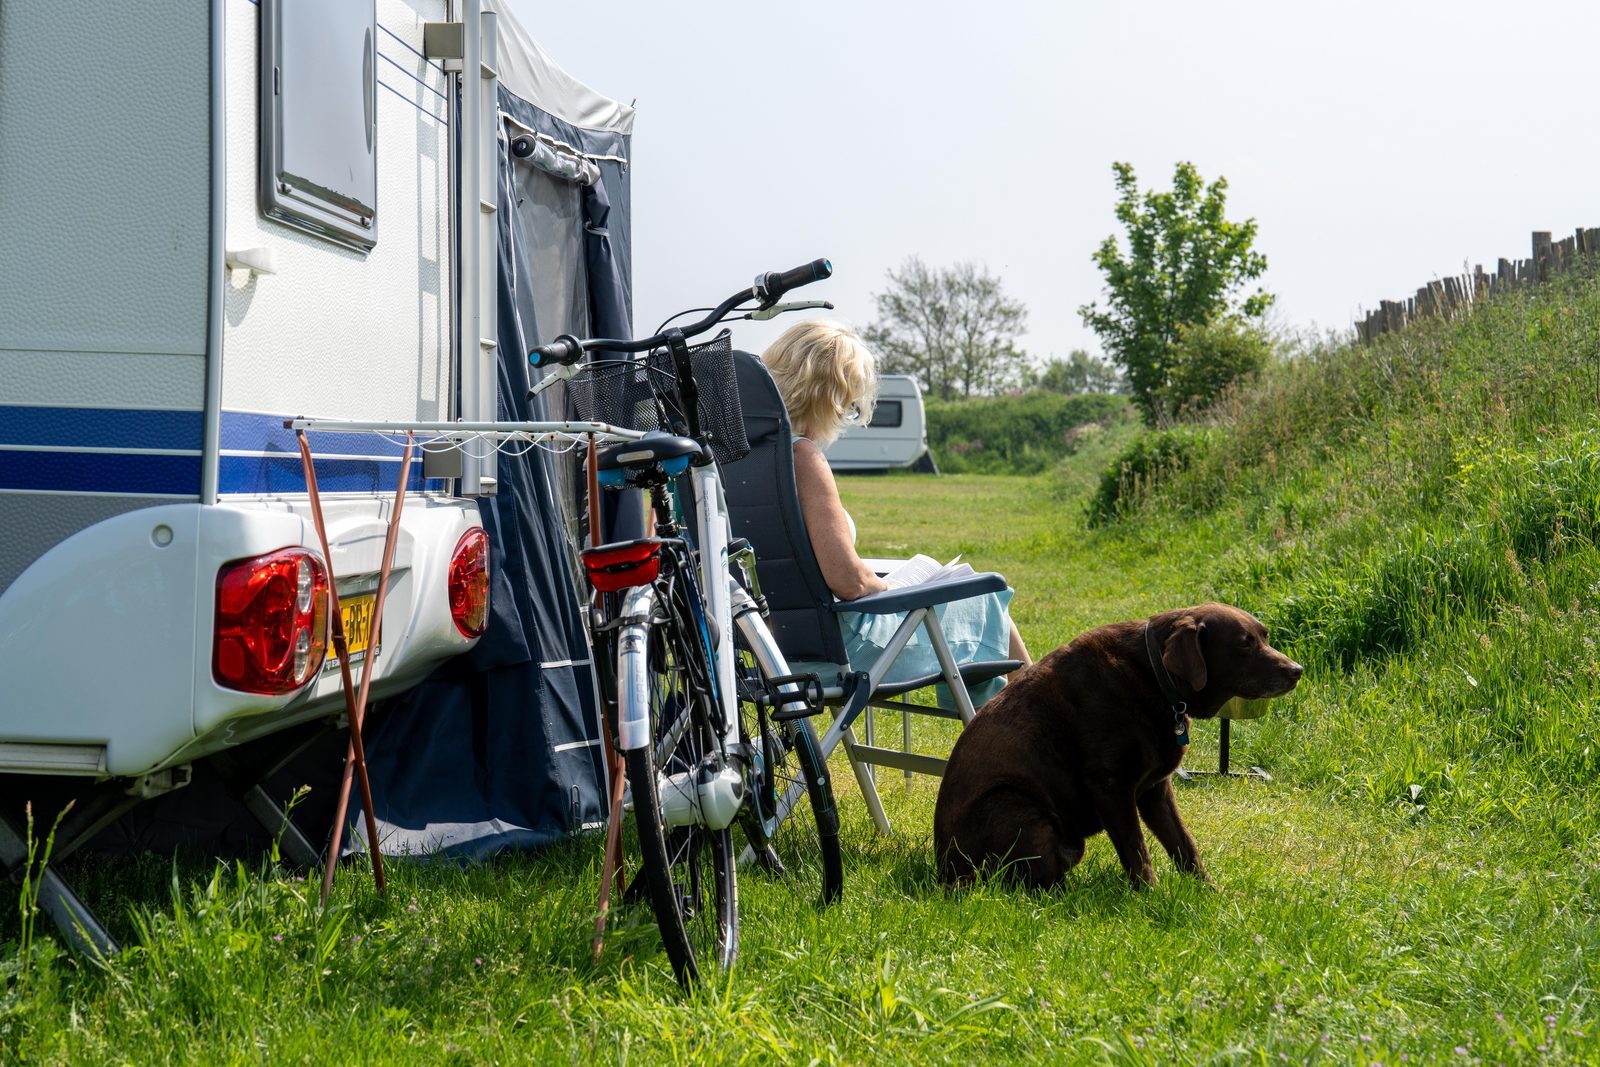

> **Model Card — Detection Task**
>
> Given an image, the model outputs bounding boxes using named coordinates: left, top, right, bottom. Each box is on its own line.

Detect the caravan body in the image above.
left=0, top=1, right=533, bottom=781
left=822, top=375, right=930, bottom=472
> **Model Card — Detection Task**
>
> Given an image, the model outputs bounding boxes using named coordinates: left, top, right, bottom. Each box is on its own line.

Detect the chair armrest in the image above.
left=833, top=572, right=1007, bottom=615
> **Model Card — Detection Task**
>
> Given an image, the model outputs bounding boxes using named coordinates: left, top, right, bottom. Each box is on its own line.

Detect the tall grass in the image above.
left=1094, top=260, right=1600, bottom=839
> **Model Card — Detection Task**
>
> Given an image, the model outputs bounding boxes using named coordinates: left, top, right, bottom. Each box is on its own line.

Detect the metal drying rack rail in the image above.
left=285, top=417, right=645, bottom=905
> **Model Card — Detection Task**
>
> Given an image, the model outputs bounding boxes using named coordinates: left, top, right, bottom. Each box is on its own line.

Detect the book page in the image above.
left=884, top=554, right=974, bottom=589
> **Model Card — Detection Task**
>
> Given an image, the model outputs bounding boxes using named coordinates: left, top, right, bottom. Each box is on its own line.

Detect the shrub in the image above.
left=926, top=392, right=1127, bottom=474
left=1086, top=425, right=1216, bottom=525
left=1159, top=317, right=1274, bottom=418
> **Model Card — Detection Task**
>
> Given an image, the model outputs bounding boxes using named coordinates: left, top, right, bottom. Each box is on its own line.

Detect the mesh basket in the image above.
left=566, top=330, right=750, bottom=466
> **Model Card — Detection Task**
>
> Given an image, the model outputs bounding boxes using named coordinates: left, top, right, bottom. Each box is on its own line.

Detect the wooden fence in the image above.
left=1355, top=227, right=1600, bottom=344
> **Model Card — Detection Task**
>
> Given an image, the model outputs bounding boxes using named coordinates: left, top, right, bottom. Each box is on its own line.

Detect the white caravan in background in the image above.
left=0, top=1, right=618, bottom=787
left=823, top=375, right=934, bottom=472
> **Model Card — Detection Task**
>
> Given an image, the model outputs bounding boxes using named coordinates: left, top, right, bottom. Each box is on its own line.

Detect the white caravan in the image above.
left=823, top=375, right=933, bottom=472
left=0, top=2, right=617, bottom=786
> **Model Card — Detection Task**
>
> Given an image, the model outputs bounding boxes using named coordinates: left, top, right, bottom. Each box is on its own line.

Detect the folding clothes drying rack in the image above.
left=287, top=417, right=644, bottom=951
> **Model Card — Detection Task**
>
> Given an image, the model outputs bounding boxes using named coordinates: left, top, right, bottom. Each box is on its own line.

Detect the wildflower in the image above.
left=1254, top=934, right=1264, bottom=944
left=474, top=956, right=484, bottom=967
left=1536, top=1046, right=1547, bottom=1053
left=1545, top=1015, right=1557, bottom=1025
left=1454, top=1048, right=1468, bottom=1056
left=272, top=934, right=283, bottom=942
left=1494, top=1014, right=1504, bottom=1022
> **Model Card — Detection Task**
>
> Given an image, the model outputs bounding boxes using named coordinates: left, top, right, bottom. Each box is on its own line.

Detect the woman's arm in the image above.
left=792, top=439, right=889, bottom=601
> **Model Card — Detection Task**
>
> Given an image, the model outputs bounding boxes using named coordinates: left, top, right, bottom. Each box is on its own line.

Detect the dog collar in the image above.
left=1144, top=620, right=1190, bottom=747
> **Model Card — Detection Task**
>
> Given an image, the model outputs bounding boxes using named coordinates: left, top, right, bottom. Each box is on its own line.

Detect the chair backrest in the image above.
left=723, top=351, right=850, bottom=667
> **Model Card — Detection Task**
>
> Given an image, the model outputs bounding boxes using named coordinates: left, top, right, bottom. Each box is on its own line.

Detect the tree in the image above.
left=866, top=258, right=1029, bottom=400
left=1078, top=162, right=1272, bottom=424
left=1032, top=349, right=1125, bottom=395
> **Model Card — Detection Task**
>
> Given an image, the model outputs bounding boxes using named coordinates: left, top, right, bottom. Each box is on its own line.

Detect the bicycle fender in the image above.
left=615, top=585, right=656, bottom=751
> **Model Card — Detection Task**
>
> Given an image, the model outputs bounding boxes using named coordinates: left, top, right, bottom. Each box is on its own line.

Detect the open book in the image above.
left=883, top=554, right=974, bottom=589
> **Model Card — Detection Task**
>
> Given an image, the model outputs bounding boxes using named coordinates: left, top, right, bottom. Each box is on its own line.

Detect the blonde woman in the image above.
left=761, top=320, right=1030, bottom=700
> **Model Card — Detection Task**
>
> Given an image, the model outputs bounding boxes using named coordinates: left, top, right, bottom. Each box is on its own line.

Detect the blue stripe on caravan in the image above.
left=0, top=407, right=203, bottom=450
left=0, top=450, right=201, bottom=495
left=221, top=410, right=421, bottom=458
left=218, top=455, right=444, bottom=496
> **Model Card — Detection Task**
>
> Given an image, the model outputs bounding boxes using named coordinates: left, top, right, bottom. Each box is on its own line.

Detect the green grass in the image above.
left=8, top=272, right=1600, bottom=1061
left=927, top=392, right=1131, bottom=474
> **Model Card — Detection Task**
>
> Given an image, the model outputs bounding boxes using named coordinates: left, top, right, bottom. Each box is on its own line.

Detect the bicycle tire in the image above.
left=619, top=575, right=738, bottom=987
left=734, top=619, right=844, bottom=906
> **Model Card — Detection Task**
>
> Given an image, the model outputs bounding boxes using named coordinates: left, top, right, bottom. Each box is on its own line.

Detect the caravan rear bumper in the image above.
left=0, top=495, right=482, bottom=777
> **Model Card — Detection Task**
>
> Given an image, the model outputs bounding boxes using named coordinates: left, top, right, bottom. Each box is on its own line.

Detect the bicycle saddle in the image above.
left=597, top=431, right=705, bottom=485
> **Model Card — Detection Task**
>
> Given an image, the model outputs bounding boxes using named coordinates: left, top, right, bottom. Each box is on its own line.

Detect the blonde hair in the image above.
left=760, top=320, right=878, bottom=445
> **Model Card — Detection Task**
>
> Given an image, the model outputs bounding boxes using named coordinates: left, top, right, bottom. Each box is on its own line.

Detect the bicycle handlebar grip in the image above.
left=756, top=258, right=833, bottom=303
left=529, top=334, right=583, bottom=367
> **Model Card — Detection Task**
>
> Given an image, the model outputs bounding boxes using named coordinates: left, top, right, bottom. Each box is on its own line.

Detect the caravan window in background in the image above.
left=871, top=400, right=903, bottom=428
left=260, top=0, right=378, bottom=252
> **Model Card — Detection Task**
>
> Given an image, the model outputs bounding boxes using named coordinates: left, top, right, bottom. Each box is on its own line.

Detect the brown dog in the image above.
left=933, top=603, right=1302, bottom=889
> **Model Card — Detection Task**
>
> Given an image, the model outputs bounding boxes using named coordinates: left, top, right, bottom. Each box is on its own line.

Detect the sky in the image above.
left=504, top=0, right=1600, bottom=363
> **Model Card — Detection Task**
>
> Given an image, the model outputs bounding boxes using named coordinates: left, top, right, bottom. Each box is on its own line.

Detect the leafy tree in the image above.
left=1160, top=317, right=1273, bottom=418
left=1032, top=349, right=1125, bottom=395
left=1079, top=162, right=1272, bottom=424
left=866, top=258, right=1029, bottom=400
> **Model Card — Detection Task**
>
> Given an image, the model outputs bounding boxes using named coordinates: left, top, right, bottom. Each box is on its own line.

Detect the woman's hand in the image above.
left=792, top=439, right=890, bottom=601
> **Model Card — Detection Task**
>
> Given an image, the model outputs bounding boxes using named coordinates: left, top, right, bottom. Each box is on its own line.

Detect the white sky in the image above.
left=505, top=0, right=1600, bottom=361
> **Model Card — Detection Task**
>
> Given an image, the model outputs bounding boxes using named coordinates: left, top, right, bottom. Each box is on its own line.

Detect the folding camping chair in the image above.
left=723, top=352, right=1021, bottom=835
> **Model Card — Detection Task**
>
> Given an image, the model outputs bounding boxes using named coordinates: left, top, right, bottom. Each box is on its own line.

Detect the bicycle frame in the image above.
left=612, top=461, right=793, bottom=833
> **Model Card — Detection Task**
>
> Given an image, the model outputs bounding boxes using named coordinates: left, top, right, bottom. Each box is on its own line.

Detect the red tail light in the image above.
left=449, top=528, right=491, bottom=637
left=214, top=548, right=329, bottom=694
left=582, top=538, right=662, bottom=593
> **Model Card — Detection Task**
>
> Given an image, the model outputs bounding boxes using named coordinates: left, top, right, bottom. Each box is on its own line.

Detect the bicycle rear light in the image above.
left=214, top=548, right=329, bottom=694
left=449, top=528, right=492, bottom=638
left=582, top=538, right=663, bottom=593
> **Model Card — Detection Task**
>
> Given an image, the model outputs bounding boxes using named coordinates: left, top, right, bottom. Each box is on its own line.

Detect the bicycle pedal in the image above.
left=767, top=671, right=825, bottom=722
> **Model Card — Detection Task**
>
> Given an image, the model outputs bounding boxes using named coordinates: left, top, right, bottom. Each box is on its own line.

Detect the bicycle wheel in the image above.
left=618, top=576, right=738, bottom=987
left=734, top=613, right=844, bottom=906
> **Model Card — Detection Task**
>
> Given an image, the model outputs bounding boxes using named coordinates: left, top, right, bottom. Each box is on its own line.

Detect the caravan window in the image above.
left=260, top=0, right=378, bottom=252
left=871, top=400, right=903, bottom=428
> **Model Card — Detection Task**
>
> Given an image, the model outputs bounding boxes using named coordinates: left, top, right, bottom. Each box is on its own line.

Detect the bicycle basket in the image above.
left=566, top=330, right=750, bottom=466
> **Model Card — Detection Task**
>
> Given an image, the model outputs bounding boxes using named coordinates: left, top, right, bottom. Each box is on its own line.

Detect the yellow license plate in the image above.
left=333, top=594, right=376, bottom=665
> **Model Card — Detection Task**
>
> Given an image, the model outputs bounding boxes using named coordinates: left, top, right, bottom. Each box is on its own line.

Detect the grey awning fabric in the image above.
left=485, top=0, right=635, bottom=137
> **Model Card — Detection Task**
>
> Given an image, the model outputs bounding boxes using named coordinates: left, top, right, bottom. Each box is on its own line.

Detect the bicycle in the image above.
left=530, top=260, right=845, bottom=986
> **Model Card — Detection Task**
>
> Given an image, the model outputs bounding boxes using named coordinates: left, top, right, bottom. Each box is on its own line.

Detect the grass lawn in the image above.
left=6, top=461, right=1597, bottom=1063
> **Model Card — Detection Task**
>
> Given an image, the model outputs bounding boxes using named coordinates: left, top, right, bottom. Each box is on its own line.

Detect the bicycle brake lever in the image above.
left=747, top=299, right=835, bottom=321
left=526, top=361, right=581, bottom=401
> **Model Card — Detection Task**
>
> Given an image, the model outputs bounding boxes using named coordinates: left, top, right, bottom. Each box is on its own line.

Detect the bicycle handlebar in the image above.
left=754, top=259, right=832, bottom=306
left=527, top=259, right=833, bottom=368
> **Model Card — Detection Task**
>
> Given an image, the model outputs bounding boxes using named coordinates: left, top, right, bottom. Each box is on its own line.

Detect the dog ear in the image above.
left=1162, top=616, right=1207, bottom=692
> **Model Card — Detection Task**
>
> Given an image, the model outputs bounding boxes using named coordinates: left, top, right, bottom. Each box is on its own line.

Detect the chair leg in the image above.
left=922, top=615, right=978, bottom=725
left=861, top=708, right=876, bottom=786
left=842, top=726, right=892, bottom=836
left=903, top=708, right=913, bottom=781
